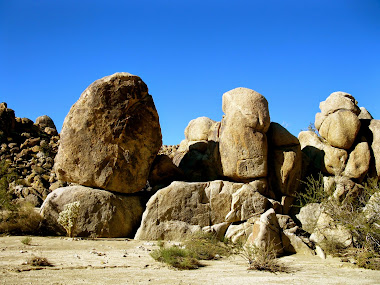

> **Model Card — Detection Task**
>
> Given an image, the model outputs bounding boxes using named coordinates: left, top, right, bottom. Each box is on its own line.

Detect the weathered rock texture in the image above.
left=298, top=91, right=378, bottom=252
left=219, top=88, right=270, bottom=181
left=135, top=180, right=270, bottom=240
left=40, top=186, right=144, bottom=237
left=54, top=73, right=162, bottom=193
left=0, top=102, right=60, bottom=206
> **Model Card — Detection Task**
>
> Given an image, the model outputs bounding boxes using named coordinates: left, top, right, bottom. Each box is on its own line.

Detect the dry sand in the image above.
left=0, top=236, right=379, bottom=285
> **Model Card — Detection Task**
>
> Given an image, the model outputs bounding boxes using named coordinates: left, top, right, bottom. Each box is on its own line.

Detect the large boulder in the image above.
left=184, top=117, right=217, bottom=142
left=54, top=73, right=162, bottom=193
left=40, top=186, right=144, bottom=237
left=135, top=180, right=270, bottom=240
left=219, top=88, right=270, bottom=181
left=247, top=208, right=283, bottom=255
left=343, top=141, right=371, bottom=180
left=267, top=123, right=302, bottom=197
left=369, top=120, right=380, bottom=178
left=318, top=110, right=361, bottom=150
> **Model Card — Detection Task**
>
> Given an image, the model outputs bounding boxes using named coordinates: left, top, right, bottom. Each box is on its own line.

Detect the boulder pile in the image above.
left=298, top=91, right=379, bottom=249
left=40, top=72, right=162, bottom=237
left=136, top=87, right=306, bottom=256
left=2, top=73, right=378, bottom=258
left=0, top=102, right=60, bottom=206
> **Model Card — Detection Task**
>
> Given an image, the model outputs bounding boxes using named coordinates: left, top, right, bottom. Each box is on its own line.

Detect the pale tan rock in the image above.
left=222, top=87, right=270, bottom=133
left=319, top=110, right=360, bottom=149
left=296, top=203, right=322, bottom=234
left=225, top=217, right=258, bottom=244
left=134, top=180, right=246, bottom=240
left=247, top=208, right=283, bottom=255
left=358, top=107, right=373, bottom=120
left=343, top=142, right=371, bottom=180
left=184, top=117, right=216, bottom=142
left=35, top=115, right=56, bottom=132
left=220, top=122, right=268, bottom=181
left=323, top=145, right=348, bottom=176
left=40, top=186, right=143, bottom=238
left=225, top=184, right=269, bottom=223
left=267, top=122, right=299, bottom=147
left=310, top=212, right=352, bottom=249
left=219, top=88, right=269, bottom=182
left=369, top=120, right=380, bottom=178
left=298, top=131, right=325, bottom=151
left=282, top=230, right=315, bottom=256
left=319, top=91, right=360, bottom=116
left=315, top=112, right=326, bottom=131
left=54, top=73, right=162, bottom=194
left=202, top=222, right=230, bottom=240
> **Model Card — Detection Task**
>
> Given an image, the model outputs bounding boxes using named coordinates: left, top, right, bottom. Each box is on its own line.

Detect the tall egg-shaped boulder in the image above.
left=54, top=73, right=162, bottom=193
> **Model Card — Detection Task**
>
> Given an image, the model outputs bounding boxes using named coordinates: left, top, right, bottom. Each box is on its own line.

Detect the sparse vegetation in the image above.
left=21, top=236, right=32, bottom=245
left=27, top=256, right=52, bottom=267
left=57, top=201, right=81, bottom=237
left=297, top=173, right=380, bottom=270
left=150, top=244, right=201, bottom=270
left=150, top=231, right=235, bottom=270
left=295, top=172, right=329, bottom=207
left=183, top=231, right=233, bottom=260
left=239, top=242, right=288, bottom=273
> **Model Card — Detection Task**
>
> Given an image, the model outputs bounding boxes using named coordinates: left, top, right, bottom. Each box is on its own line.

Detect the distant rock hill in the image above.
left=0, top=102, right=62, bottom=207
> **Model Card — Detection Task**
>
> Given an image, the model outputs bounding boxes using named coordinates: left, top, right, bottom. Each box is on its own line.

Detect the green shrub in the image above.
left=150, top=246, right=201, bottom=270
left=295, top=172, right=329, bottom=207
left=0, top=202, right=42, bottom=234
left=183, top=231, right=233, bottom=260
left=21, top=236, right=32, bottom=245
left=57, top=201, right=81, bottom=237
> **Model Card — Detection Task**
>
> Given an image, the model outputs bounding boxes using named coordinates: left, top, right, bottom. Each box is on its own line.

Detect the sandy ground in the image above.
left=0, top=236, right=379, bottom=285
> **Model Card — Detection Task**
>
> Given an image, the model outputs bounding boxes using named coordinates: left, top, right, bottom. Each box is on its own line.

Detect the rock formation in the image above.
left=41, top=185, right=143, bottom=237
left=54, top=72, right=162, bottom=194
left=0, top=102, right=60, bottom=206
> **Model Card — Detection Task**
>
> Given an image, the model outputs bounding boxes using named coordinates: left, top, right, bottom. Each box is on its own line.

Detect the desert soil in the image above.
left=0, top=236, right=379, bottom=285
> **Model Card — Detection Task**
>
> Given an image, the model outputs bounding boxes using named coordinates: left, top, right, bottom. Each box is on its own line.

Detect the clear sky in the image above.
left=1, top=0, right=379, bottom=145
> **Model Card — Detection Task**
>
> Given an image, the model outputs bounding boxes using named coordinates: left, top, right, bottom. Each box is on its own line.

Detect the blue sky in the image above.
left=1, top=0, right=379, bottom=145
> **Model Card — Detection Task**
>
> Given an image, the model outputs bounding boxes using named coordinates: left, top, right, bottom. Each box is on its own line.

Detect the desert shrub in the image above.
left=298, top=175, right=380, bottom=269
left=183, top=231, right=233, bottom=260
left=295, top=172, right=329, bottom=207
left=27, top=256, right=52, bottom=267
left=57, top=201, right=81, bottom=237
left=0, top=202, right=42, bottom=234
left=21, top=236, right=32, bottom=245
left=150, top=245, right=201, bottom=270
left=150, top=231, right=236, bottom=269
left=239, top=242, right=288, bottom=273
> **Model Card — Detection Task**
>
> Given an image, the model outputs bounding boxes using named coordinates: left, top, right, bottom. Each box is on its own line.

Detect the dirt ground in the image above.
left=0, top=236, right=379, bottom=285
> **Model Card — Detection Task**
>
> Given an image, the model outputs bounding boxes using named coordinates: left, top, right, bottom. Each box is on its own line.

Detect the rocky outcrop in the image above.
left=135, top=180, right=270, bottom=240
left=40, top=185, right=144, bottom=237
left=173, top=117, right=222, bottom=182
left=54, top=73, right=162, bottom=194
left=267, top=122, right=302, bottom=198
left=219, top=88, right=270, bottom=182
left=0, top=102, right=60, bottom=207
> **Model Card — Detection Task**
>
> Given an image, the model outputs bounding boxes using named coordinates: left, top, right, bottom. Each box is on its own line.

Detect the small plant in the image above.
left=21, top=236, right=32, bottom=245
left=0, top=202, right=42, bottom=234
left=57, top=201, right=81, bottom=237
left=183, top=231, right=233, bottom=260
left=295, top=173, right=329, bottom=207
left=239, top=242, right=288, bottom=273
left=150, top=245, right=201, bottom=270
left=27, top=256, right=52, bottom=267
